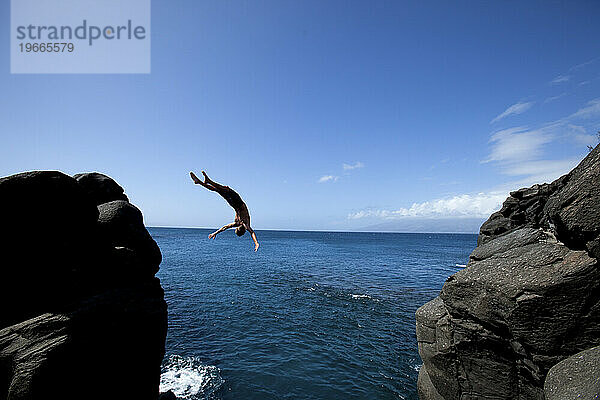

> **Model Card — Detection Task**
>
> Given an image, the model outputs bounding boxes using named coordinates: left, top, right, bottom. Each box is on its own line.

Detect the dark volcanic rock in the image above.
left=544, top=147, right=600, bottom=259
left=544, top=345, right=600, bottom=400
left=416, top=145, right=600, bottom=399
left=73, top=172, right=129, bottom=205
left=158, top=390, right=178, bottom=400
left=0, top=171, right=100, bottom=328
left=0, top=171, right=166, bottom=400
left=477, top=179, right=567, bottom=246
left=98, top=200, right=162, bottom=276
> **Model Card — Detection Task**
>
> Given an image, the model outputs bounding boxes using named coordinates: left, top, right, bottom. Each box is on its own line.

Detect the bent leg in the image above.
left=208, top=222, right=239, bottom=239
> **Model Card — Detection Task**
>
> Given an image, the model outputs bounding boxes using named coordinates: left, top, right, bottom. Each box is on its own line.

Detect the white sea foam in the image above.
left=160, top=355, right=223, bottom=399
left=455, top=264, right=467, bottom=268
left=351, top=294, right=371, bottom=300
left=408, top=357, right=423, bottom=372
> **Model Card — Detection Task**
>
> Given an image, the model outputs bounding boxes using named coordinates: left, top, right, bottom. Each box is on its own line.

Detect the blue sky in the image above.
left=1, top=1, right=599, bottom=231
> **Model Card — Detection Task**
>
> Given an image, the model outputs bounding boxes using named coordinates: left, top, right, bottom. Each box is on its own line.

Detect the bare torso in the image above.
left=190, top=170, right=259, bottom=251
left=220, top=186, right=250, bottom=225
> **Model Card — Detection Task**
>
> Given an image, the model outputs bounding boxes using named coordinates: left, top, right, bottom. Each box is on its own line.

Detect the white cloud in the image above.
left=318, top=175, right=338, bottom=183
left=573, top=133, right=598, bottom=147
left=482, top=69, right=600, bottom=194
left=551, top=75, right=570, bottom=84
left=544, top=93, right=566, bottom=103
left=342, top=161, right=365, bottom=170
left=319, top=161, right=364, bottom=184
left=503, top=159, right=580, bottom=185
left=348, top=192, right=507, bottom=220
left=569, top=98, right=600, bottom=120
left=491, top=102, right=534, bottom=123
left=484, top=127, right=553, bottom=163
left=483, top=121, right=591, bottom=186
left=569, top=58, right=597, bottom=71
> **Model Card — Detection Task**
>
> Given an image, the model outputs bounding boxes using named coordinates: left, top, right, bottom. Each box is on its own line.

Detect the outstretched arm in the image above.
left=209, top=222, right=238, bottom=239
left=244, top=224, right=259, bottom=252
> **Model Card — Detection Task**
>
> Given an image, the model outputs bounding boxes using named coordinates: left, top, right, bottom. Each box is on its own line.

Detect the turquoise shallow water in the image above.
left=152, top=228, right=477, bottom=400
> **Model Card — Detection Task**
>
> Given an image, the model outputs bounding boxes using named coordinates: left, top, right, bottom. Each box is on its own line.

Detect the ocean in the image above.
left=151, top=228, right=477, bottom=400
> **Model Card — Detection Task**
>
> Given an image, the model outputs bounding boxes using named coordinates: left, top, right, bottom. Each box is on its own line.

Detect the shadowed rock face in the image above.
left=544, top=345, right=600, bottom=400
left=416, top=145, right=600, bottom=399
left=73, top=172, right=129, bottom=205
left=0, top=171, right=167, bottom=400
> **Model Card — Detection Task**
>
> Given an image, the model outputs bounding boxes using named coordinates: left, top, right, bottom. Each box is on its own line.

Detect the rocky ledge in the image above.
left=0, top=171, right=167, bottom=400
left=416, top=145, right=600, bottom=399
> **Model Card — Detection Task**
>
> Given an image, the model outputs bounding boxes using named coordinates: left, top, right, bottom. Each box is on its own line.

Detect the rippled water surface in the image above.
left=152, top=228, right=477, bottom=400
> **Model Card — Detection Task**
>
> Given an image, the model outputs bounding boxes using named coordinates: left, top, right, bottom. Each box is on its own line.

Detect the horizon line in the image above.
left=147, top=225, right=480, bottom=235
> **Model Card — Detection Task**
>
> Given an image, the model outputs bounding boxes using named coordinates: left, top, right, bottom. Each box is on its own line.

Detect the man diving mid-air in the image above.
left=190, top=171, right=259, bottom=251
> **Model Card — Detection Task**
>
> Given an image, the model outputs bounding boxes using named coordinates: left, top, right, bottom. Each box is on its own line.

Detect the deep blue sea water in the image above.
left=151, top=228, right=477, bottom=400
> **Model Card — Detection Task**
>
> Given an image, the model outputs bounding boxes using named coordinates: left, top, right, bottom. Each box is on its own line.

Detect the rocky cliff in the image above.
left=0, top=171, right=167, bottom=400
left=416, top=145, right=600, bottom=399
